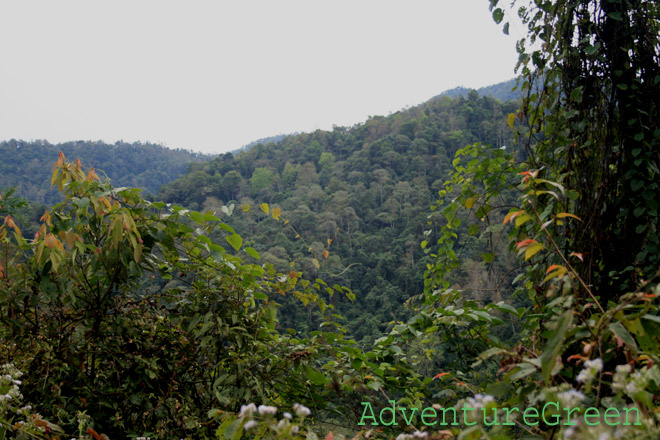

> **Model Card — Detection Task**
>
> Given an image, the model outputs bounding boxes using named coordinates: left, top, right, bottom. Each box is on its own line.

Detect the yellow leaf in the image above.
left=507, top=113, right=516, bottom=129
left=272, top=206, right=281, bottom=220
left=323, top=250, right=329, bottom=259
left=86, top=166, right=99, bottom=182
left=465, top=197, right=476, bottom=209
left=44, top=233, right=58, bottom=250
left=556, top=212, right=582, bottom=221
left=260, top=203, right=269, bottom=215
left=311, top=258, right=320, bottom=270
left=242, top=204, right=250, bottom=212
left=327, top=238, right=332, bottom=246
left=543, top=267, right=567, bottom=284
left=524, top=243, right=544, bottom=260
left=515, top=213, right=532, bottom=227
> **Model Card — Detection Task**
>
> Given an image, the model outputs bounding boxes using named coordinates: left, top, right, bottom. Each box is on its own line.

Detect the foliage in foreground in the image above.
left=1, top=0, right=659, bottom=439
left=0, top=155, right=379, bottom=438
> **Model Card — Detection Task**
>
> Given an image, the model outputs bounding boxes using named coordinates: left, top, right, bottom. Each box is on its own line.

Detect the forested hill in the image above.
left=159, top=92, right=521, bottom=342
left=0, top=139, right=212, bottom=204
left=436, top=77, right=520, bottom=101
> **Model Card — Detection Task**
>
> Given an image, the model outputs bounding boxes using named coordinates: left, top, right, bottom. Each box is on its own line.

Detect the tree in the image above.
left=250, top=167, right=273, bottom=195
left=502, top=0, right=660, bottom=298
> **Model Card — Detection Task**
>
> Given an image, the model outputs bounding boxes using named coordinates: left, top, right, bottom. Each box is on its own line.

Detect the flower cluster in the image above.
left=557, top=389, right=586, bottom=408
left=236, top=403, right=311, bottom=436
left=395, top=431, right=428, bottom=440
left=0, top=364, right=24, bottom=412
left=577, top=358, right=603, bottom=385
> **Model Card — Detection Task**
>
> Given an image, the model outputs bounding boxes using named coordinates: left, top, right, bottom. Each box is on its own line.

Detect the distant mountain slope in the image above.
left=158, top=91, right=522, bottom=342
left=231, top=134, right=290, bottom=155
left=0, top=139, right=212, bottom=204
left=435, top=77, right=520, bottom=102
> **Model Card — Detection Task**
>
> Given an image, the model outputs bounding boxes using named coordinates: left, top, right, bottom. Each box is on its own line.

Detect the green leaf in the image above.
left=492, top=7, right=504, bottom=24
left=306, top=366, right=328, bottom=385
left=481, top=252, right=495, bottom=263
left=609, top=321, right=638, bottom=351
left=245, top=247, right=260, bottom=260
left=539, top=311, right=572, bottom=383
left=642, top=314, right=660, bottom=324
left=202, top=213, right=221, bottom=222
left=226, top=233, right=243, bottom=251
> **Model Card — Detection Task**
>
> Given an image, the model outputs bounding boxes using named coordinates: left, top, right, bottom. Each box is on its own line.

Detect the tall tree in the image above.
left=498, top=0, right=660, bottom=298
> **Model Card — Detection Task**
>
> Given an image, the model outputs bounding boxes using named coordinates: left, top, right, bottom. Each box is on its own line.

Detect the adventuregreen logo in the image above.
left=358, top=400, right=642, bottom=427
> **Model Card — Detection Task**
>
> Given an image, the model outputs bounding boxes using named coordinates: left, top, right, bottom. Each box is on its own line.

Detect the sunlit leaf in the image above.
left=226, top=233, right=243, bottom=251
left=524, top=243, right=544, bottom=260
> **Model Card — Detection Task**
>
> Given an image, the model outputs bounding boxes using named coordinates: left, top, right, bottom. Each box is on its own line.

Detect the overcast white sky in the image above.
left=0, top=1, right=522, bottom=155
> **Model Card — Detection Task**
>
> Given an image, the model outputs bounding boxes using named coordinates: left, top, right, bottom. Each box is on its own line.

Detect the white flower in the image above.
left=616, top=364, right=631, bottom=374
left=464, top=393, right=495, bottom=411
left=564, top=426, right=576, bottom=439
left=557, top=389, right=585, bottom=408
left=293, top=403, right=311, bottom=418
left=257, top=404, right=277, bottom=416
left=283, top=412, right=292, bottom=420
left=239, top=403, right=257, bottom=418
left=412, top=432, right=428, bottom=438
left=396, top=435, right=412, bottom=440
left=577, top=358, right=602, bottom=384
left=243, top=420, right=258, bottom=431
left=613, top=364, right=632, bottom=392
left=584, top=358, right=603, bottom=371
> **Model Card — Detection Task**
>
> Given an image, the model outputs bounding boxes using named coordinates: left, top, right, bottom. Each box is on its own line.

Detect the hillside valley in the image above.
left=157, top=90, right=522, bottom=341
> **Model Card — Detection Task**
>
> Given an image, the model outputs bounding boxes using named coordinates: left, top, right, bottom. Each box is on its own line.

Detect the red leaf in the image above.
left=569, top=252, right=584, bottom=262
left=515, top=238, right=536, bottom=249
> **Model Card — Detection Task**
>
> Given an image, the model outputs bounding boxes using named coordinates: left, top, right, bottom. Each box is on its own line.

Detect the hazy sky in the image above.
left=0, top=1, right=522, bottom=155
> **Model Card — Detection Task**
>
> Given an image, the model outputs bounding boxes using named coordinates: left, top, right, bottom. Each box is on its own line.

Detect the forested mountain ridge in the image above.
left=435, top=77, right=519, bottom=102
left=158, top=91, right=521, bottom=341
left=0, top=139, right=212, bottom=204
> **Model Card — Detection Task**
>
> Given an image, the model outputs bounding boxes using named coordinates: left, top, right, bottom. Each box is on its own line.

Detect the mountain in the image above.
left=435, top=77, right=520, bottom=102
left=231, top=134, right=290, bottom=155
left=0, top=139, right=213, bottom=204
left=158, top=91, right=522, bottom=342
